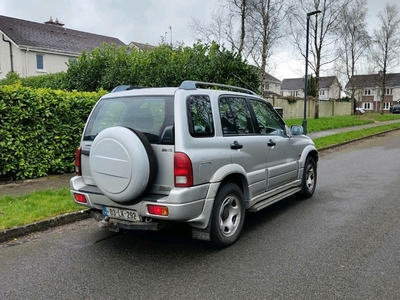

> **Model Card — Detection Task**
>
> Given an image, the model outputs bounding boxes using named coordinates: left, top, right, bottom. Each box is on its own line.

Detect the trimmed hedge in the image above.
left=0, top=84, right=106, bottom=180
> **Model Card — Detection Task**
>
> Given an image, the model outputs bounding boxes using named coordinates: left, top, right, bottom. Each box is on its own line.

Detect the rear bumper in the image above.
left=70, top=176, right=215, bottom=228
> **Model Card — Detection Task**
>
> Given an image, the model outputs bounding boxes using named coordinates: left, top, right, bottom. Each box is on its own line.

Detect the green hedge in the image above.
left=0, top=84, right=106, bottom=180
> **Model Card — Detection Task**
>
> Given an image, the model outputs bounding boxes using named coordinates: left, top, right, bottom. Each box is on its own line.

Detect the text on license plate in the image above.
left=103, top=206, right=139, bottom=221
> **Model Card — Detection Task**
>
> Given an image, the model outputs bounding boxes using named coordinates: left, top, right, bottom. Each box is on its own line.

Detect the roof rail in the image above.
left=111, top=85, right=148, bottom=93
left=179, top=80, right=258, bottom=95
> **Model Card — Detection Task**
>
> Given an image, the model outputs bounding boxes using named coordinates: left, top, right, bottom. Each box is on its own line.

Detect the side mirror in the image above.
left=290, top=125, right=304, bottom=136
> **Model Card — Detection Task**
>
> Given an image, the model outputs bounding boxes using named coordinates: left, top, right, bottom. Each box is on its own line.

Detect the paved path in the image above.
left=0, top=173, right=74, bottom=198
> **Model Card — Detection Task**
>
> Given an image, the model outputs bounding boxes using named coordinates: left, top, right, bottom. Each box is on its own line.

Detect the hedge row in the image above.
left=0, top=43, right=261, bottom=93
left=0, top=84, right=106, bottom=180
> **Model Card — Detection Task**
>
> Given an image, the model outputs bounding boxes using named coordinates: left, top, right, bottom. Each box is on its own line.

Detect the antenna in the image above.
left=169, top=26, right=172, bottom=46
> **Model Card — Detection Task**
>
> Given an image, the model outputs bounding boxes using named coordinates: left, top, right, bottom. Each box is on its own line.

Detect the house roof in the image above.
left=281, top=76, right=338, bottom=90
left=129, top=41, right=157, bottom=51
left=264, top=73, right=281, bottom=84
left=345, top=73, right=400, bottom=89
left=249, top=65, right=281, bottom=84
left=0, top=15, right=126, bottom=55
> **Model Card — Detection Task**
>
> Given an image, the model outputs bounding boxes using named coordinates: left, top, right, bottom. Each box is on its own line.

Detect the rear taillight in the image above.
left=75, top=147, right=82, bottom=175
left=73, top=193, right=87, bottom=203
left=147, top=205, right=169, bottom=216
left=174, top=152, right=193, bottom=187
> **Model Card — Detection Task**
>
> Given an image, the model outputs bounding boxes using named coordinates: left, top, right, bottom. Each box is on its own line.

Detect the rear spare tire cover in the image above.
left=89, top=126, right=157, bottom=203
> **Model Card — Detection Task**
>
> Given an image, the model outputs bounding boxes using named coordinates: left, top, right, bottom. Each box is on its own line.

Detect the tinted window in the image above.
left=187, top=95, right=214, bottom=137
left=219, top=96, right=254, bottom=135
left=84, top=95, right=174, bottom=144
left=250, top=99, right=286, bottom=136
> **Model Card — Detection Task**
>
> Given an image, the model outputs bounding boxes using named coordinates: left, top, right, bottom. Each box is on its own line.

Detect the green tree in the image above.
left=307, top=75, right=316, bottom=97
left=64, top=42, right=260, bottom=92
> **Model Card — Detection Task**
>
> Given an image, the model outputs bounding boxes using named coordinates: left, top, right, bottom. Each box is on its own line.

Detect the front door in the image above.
left=249, top=99, right=299, bottom=190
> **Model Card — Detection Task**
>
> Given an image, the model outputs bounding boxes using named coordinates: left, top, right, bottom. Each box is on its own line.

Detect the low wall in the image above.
left=268, top=96, right=351, bottom=119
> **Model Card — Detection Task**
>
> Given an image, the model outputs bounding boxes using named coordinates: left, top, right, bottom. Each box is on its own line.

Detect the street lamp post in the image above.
left=302, top=10, right=321, bottom=135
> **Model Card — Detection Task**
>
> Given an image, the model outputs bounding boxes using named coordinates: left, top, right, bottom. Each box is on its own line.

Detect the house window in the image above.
left=36, top=54, right=44, bottom=70
left=362, top=102, right=372, bottom=110
left=319, top=90, right=325, bottom=96
left=264, top=84, right=270, bottom=90
left=385, top=88, right=393, bottom=95
left=384, top=102, right=390, bottom=110
left=289, top=91, right=298, bottom=97
left=364, top=89, right=373, bottom=95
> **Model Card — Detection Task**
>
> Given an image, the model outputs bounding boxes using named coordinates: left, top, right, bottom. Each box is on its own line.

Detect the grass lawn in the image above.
left=284, top=113, right=400, bottom=133
left=0, top=188, right=81, bottom=230
left=313, top=122, right=400, bottom=149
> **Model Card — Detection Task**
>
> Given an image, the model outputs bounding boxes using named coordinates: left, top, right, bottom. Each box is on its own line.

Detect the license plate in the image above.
left=103, top=206, right=140, bottom=222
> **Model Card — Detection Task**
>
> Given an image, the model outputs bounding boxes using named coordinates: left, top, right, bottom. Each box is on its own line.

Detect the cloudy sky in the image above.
left=0, top=0, right=395, bottom=80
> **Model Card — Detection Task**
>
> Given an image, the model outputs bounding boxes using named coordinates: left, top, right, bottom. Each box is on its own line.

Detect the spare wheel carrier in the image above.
left=89, top=126, right=157, bottom=203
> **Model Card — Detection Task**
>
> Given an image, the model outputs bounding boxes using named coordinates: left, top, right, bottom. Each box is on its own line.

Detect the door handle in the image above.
left=267, top=139, right=276, bottom=147
left=230, top=141, right=243, bottom=149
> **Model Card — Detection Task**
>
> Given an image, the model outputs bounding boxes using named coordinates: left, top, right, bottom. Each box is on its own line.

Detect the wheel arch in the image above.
left=299, top=146, right=319, bottom=167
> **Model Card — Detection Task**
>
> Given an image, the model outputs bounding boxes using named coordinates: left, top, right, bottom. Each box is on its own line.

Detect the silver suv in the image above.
left=70, top=81, right=318, bottom=247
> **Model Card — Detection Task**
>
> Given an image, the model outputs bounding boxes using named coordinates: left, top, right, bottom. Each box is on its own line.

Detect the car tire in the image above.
left=297, top=156, right=317, bottom=199
left=90, top=126, right=157, bottom=203
left=210, top=183, right=245, bottom=247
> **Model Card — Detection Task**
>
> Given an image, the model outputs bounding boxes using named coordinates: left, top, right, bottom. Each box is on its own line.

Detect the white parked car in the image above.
left=356, top=107, right=365, bottom=114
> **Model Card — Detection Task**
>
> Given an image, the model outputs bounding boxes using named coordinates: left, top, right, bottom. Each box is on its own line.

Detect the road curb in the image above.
left=0, top=210, right=91, bottom=243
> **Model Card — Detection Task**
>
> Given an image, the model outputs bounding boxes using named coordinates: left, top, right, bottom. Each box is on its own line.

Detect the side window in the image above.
left=187, top=95, right=214, bottom=137
left=219, top=96, right=254, bottom=135
left=250, top=99, right=285, bottom=136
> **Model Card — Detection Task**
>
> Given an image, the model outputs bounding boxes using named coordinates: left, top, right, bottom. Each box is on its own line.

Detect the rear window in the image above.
left=83, top=95, right=174, bottom=144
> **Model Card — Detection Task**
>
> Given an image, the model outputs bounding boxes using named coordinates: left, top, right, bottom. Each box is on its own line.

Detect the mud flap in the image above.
left=191, top=223, right=211, bottom=241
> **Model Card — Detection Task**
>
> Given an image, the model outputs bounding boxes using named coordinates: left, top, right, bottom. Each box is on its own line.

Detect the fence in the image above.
left=268, top=96, right=351, bottom=119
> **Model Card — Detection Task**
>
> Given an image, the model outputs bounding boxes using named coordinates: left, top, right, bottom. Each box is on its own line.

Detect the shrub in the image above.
left=0, top=84, right=107, bottom=180
left=20, top=72, right=68, bottom=90
left=64, top=42, right=260, bottom=92
left=0, top=71, right=20, bottom=86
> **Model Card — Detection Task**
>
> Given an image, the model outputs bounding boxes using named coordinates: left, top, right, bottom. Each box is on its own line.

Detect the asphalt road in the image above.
left=1, top=131, right=400, bottom=300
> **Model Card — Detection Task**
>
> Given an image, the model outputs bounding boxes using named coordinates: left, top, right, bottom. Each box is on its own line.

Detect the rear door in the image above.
left=80, top=95, right=175, bottom=194
left=219, top=96, right=267, bottom=198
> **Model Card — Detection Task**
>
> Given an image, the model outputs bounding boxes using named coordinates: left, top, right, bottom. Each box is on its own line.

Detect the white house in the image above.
left=128, top=41, right=157, bottom=51
left=345, top=73, right=400, bottom=112
left=262, top=73, right=282, bottom=96
left=281, top=76, right=342, bottom=100
left=0, top=15, right=126, bottom=79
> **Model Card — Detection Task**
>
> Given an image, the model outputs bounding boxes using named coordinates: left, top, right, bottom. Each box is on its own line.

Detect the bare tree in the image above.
left=190, top=0, right=249, bottom=56
left=370, top=3, right=400, bottom=114
left=337, top=0, right=370, bottom=114
left=190, top=6, right=226, bottom=46
left=247, top=0, right=288, bottom=94
left=290, top=0, right=352, bottom=118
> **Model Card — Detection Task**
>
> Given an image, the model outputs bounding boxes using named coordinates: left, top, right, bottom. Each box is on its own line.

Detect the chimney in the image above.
left=44, top=16, right=65, bottom=27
